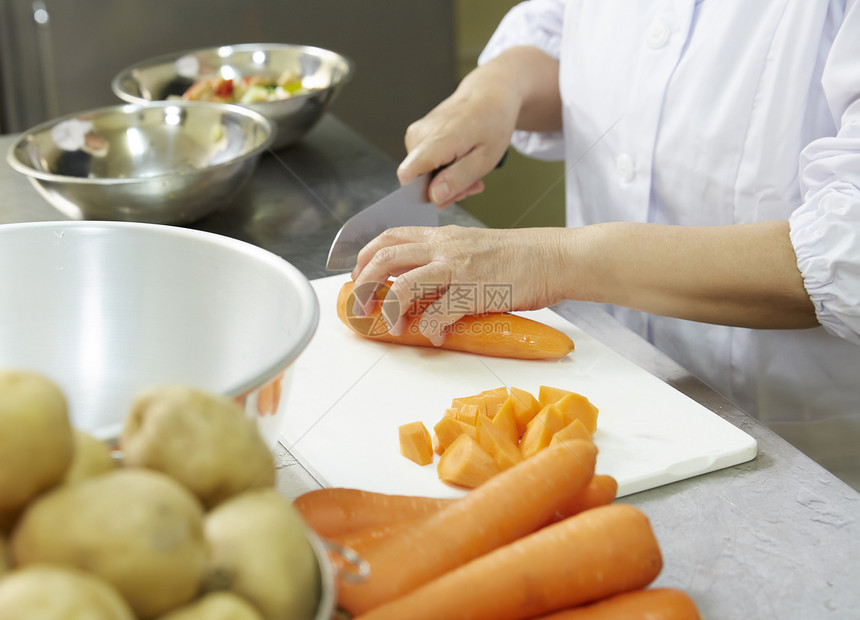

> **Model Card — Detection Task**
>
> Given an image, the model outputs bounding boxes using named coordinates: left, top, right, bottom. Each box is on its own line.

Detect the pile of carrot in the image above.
left=294, top=436, right=702, bottom=619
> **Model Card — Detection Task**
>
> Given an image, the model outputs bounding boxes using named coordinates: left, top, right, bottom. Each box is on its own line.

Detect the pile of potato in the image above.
left=0, top=370, right=321, bottom=620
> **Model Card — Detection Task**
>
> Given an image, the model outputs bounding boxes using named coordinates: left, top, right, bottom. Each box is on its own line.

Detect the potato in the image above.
left=63, top=430, right=116, bottom=485
left=204, top=488, right=320, bottom=620
left=121, top=385, right=275, bottom=508
left=156, top=591, right=265, bottom=620
left=0, top=371, right=74, bottom=514
left=0, top=564, right=135, bottom=619
left=11, top=468, right=208, bottom=619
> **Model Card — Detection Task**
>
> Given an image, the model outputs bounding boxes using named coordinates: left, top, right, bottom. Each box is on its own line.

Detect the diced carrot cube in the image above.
left=554, top=392, right=599, bottom=434
left=491, top=399, right=519, bottom=445
left=437, top=434, right=499, bottom=488
left=478, top=387, right=509, bottom=417
left=519, top=404, right=568, bottom=458
left=399, top=421, right=434, bottom=466
left=550, top=418, right=593, bottom=446
left=443, top=407, right=460, bottom=419
left=433, top=416, right=477, bottom=454
left=476, top=416, right=523, bottom=472
left=538, top=385, right=577, bottom=408
left=455, top=403, right=480, bottom=426
left=451, top=395, right=488, bottom=418
left=508, top=387, right=542, bottom=436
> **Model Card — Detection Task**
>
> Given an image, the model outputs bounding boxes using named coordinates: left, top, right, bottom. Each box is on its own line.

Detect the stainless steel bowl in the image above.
left=6, top=101, right=273, bottom=224
left=0, top=221, right=318, bottom=445
left=112, top=43, right=354, bottom=149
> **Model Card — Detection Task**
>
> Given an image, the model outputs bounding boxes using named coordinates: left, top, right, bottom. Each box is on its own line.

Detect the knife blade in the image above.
left=325, top=173, right=438, bottom=271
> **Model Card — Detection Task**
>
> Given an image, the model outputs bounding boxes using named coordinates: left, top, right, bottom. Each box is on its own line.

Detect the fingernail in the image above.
left=430, top=181, right=449, bottom=205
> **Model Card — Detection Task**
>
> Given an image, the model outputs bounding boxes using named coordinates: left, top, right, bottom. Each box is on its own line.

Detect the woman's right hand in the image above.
left=397, top=46, right=561, bottom=209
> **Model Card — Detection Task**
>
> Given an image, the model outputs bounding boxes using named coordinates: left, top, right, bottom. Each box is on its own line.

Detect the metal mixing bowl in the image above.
left=6, top=101, right=273, bottom=224
left=0, top=221, right=318, bottom=445
left=111, top=43, right=354, bottom=149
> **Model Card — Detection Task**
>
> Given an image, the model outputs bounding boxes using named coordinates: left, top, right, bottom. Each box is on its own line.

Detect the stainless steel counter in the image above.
left=2, top=115, right=858, bottom=619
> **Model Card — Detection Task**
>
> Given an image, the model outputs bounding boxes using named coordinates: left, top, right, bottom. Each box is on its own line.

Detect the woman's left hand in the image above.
left=351, top=225, right=574, bottom=345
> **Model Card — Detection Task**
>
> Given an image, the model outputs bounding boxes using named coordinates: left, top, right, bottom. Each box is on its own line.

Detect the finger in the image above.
left=417, top=295, right=468, bottom=347
left=428, top=146, right=500, bottom=206
left=439, top=180, right=486, bottom=209
left=381, top=263, right=452, bottom=335
left=352, top=226, right=432, bottom=280
left=353, top=238, right=436, bottom=299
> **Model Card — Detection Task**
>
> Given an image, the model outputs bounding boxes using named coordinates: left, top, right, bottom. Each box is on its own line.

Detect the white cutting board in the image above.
left=280, top=274, right=757, bottom=498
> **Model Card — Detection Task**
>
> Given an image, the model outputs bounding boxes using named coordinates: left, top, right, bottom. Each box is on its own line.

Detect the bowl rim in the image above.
left=0, top=220, right=320, bottom=400
left=110, top=42, right=355, bottom=106
left=4, top=100, right=275, bottom=186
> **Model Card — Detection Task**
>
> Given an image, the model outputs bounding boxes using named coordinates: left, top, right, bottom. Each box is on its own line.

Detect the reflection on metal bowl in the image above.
left=6, top=101, right=273, bottom=224
left=112, top=43, right=354, bottom=149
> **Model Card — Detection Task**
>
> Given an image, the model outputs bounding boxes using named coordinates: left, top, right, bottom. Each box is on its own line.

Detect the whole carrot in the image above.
left=530, top=588, right=701, bottom=620
left=552, top=473, right=618, bottom=521
left=292, top=488, right=452, bottom=538
left=355, top=503, right=663, bottom=620
left=337, top=439, right=598, bottom=616
left=337, top=280, right=575, bottom=360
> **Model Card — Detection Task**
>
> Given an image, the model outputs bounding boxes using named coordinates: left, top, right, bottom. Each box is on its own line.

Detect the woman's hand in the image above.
left=397, top=47, right=562, bottom=209
left=351, top=225, right=574, bottom=345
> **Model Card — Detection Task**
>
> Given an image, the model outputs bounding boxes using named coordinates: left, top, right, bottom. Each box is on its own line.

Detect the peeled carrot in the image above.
left=529, top=588, right=701, bottom=620
left=292, top=488, right=452, bottom=538
left=337, top=439, right=597, bottom=616
left=552, top=474, right=618, bottom=521
left=337, top=280, right=575, bottom=360
left=354, top=503, right=663, bottom=620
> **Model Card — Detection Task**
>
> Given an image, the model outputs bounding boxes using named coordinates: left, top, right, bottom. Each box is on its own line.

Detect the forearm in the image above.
left=561, top=221, right=819, bottom=329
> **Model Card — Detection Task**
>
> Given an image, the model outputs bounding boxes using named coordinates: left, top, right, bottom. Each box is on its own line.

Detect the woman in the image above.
left=352, top=0, right=860, bottom=488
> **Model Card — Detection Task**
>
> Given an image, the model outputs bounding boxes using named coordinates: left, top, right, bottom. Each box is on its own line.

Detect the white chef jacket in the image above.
left=480, top=0, right=860, bottom=488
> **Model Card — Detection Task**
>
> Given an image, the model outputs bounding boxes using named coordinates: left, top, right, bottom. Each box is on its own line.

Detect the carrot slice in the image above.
left=436, top=434, right=499, bottom=489
left=433, top=417, right=476, bottom=454
left=538, top=385, right=577, bottom=407
left=551, top=419, right=592, bottom=446
left=475, top=416, right=523, bottom=472
left=398, top=421, right=433, bottom=466
left=353, top=503, right=663, bottom=620
left=491, top=399, right=519, bottom=445
left=508, top=387, right=542, bottom=435
left=337, top=280, right=575, bottom=360
left=529, top=588, right=701, bottom=620
left=337, top=439, right=597, bottom=616
left=454, top=404, right=480, bottom=426
left=451, top=395, right=488, bottom=417
left=520, top=404, right=568, bottom=458
left=478, top=387, right=510, bottom=417
left=553, top=392, right=599, bottom=434
left=293, top=488, right=451, bottom=539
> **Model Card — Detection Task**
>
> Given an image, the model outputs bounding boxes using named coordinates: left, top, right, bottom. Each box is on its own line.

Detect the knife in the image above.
left=325, top=173, right=437, bottom=271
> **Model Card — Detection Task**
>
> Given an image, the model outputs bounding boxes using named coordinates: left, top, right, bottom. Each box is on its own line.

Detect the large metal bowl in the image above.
left=6, top=101, right=273, bottom=224
left=112, top=43, right=354, bottom=149
left=0, top=221, right=318, bottom=445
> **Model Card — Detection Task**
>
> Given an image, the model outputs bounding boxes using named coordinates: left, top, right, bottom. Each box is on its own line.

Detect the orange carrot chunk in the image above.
left=553, top=392, right=599, bottom=434
left=436, top=434, right=499, bottom=489
left=508, top=387, right=543, bottom=436
left=476, top=415, right=524, bottom=472
left=520, top=404, right=568, bottom=458
left=337, top=439, right=598, bottom=616
left=398, top=421, right=434, bottom=466
left=551, top=418, right=593, bottom=446
left=354, top=503, right=663, bottom=620
left=528, top=588, right=701, bottom=620
left=433, top=416, right=477, bottom=454
left=293, top=488, right=451, bottom=539
left=478, top=387, right=510, bottom=417
left=491, top=399, right=520, bottom=444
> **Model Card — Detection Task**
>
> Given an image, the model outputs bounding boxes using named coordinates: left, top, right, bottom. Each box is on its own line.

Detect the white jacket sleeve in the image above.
left=789, top=0, right=860, bottom=344
left=477, top=0, right=566, bottom=161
